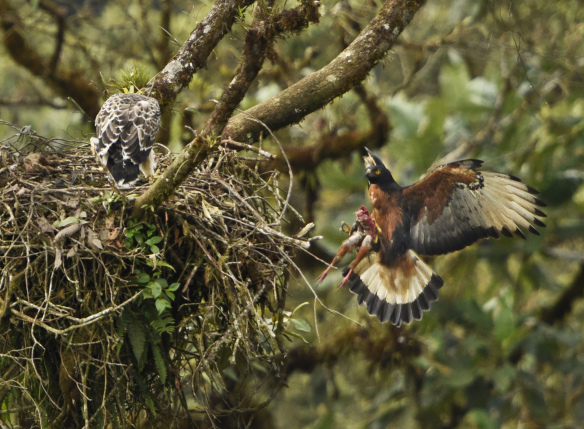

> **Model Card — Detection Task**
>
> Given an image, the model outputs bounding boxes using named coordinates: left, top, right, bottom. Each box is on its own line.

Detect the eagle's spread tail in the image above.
left=344, top=250, right=443, bottom=327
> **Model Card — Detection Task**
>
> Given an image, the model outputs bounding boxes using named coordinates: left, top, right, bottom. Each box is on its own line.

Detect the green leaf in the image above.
left=494, top=305, right=515, bottom=343
left=149, top=282, right=162, bottom=298
left=136, top=271, right=151, bottom=284
left=284, top=331, right=309, bottom=344
left=168, top=282, right=180, bottom=292
left=147, top=224, right=156, bottom=237
left=155, top=278, right=168, bottom=288
left=155, top=261, right=176, bottom=271
left=146, top=236, right=162, bottom=245
left=155, top=298, right=171, bottom=314
left=444, top=367, right=476, bottom=388
left=493, top=364, right=515, bottom=392
left=290, top=318, right=311, bottom=333
left=125, top=225, right=142, bottom=238
left=149, top=245, right=160, bottom=254
left=461, top=409, right=499, bottom=429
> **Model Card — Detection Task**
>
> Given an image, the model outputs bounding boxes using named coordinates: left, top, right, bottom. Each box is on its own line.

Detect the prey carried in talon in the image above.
left=317, top=205, right=379, bottom=286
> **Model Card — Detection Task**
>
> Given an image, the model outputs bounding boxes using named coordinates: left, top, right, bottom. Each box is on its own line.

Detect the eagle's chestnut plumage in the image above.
left=338, top=148, right=546, bottom=327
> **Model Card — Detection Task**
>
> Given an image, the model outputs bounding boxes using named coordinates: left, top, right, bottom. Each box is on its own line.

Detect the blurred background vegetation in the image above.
left=1, top=0, right=583, bottom=427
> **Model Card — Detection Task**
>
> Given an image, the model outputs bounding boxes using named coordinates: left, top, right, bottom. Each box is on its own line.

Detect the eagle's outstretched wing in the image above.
left=402, top=160, right=547, bottom=256
left=92, top=93, right=160, bottom=185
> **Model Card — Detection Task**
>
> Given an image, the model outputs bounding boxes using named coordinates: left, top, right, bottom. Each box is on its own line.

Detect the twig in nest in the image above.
left=221, top=137, right=276, bottom=159
left=233, top=108, right=297, bottom=224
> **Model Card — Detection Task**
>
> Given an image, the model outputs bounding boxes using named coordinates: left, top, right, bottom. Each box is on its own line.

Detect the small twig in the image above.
left=226, top=110, right=296, bottom=223
left=221, top=137, right=275, bottom=159
left=10, top=291, right=143, bottom=335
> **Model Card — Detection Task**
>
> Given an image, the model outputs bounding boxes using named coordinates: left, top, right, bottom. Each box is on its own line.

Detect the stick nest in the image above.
left=0, top=124, right=311, bottom=427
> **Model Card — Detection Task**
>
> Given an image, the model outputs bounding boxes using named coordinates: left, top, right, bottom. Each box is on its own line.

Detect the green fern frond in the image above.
left=125, top=312, right=147, bottom=367
left=134, top=370, right=157, bottom=416
left=150, top=342, right=167, bottom=385
left=150, top=314, right=175, bottom=335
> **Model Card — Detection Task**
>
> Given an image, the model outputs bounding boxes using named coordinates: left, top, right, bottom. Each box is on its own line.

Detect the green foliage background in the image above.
left=1, top=0, right=583, bottom=427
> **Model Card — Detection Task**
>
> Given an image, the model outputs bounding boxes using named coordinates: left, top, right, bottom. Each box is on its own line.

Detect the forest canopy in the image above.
left=1, top=0, right=584, bottom=428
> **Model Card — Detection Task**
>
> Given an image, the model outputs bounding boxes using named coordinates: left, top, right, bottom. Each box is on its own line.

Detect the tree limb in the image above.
left=133, top=0, right=423, bottom=218
left=283, top=324, right=421, bottom=377
left=222, top=0, right=426, bottom=143
left=132, top=0, right=321, bottom=218
left=254, top=84, right=390, bottom=173
left=147, top=0, right=257, bottom=107
left=0, top=0, right=100, bottom=117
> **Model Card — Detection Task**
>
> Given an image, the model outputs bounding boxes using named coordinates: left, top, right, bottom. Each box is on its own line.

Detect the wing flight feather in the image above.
left=403, top=160, right=546, bottom=255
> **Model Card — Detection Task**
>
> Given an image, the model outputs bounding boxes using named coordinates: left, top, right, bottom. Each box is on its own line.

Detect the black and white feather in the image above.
left=90, top=93, right=160, bottom=186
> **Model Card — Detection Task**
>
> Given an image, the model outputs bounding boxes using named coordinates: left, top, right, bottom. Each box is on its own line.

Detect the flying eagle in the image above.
left=321, top=148, right=547, bottom=327
left=90, top=93, right=160, bottom=186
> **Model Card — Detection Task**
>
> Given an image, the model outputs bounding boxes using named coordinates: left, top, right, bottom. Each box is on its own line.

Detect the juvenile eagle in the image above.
left=322, top=148, right=547, bottom=327
left=91, top=93, right=160, bottom=186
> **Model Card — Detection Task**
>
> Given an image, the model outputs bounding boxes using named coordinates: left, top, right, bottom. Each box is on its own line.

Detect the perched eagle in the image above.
left=90, top=93, right=160, bottom=186
left=323, top=148, right=546, bottom=327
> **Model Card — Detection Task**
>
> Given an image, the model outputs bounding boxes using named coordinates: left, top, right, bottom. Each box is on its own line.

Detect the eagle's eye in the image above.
left=375, top=169, right=381, bottom=175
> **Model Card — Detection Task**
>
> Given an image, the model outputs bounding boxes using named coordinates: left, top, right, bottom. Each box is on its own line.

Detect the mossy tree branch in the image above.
left=146, top=0, right=257, bottom=108
left=222, top=0, right=425, bottom=143
left=134, top=0, right=424, bottom=218
left=0, top=0, right=100, bottom=118
left=133, top=0, right=322, bottom=218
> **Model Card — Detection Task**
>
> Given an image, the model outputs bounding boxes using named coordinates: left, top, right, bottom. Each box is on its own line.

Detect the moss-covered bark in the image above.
left=134, top=0, right=425, bottom=218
